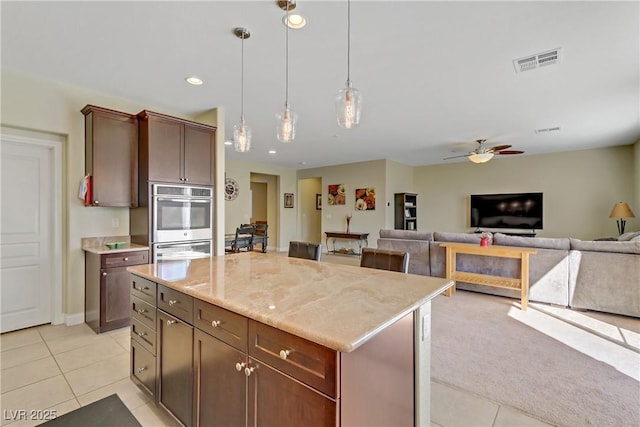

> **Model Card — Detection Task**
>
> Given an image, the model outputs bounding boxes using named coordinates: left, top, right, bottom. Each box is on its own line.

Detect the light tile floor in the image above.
left=0, top=252, right=553, bottom=427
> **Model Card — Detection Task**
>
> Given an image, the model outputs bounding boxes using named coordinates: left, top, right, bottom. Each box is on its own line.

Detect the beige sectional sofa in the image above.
left=377, top=229, right=639, bottom=318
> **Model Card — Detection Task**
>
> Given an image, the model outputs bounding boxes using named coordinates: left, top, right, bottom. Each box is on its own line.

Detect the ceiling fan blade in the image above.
left=443, top=153, right=471, bottom=160
left=496, top=150, right=524, bottom=155
left=487, top=144, right=512, bottom=152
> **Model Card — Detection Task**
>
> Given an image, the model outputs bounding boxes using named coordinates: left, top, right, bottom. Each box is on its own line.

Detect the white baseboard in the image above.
left=64, top=312, right=84, bottom=326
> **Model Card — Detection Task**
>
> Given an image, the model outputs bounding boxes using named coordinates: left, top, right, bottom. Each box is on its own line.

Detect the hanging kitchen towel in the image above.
left=79, top=174, right=92, bottom=206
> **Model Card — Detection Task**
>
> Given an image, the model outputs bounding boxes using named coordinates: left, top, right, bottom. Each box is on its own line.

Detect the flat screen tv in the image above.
left=470, top=192, right=543, bottom=230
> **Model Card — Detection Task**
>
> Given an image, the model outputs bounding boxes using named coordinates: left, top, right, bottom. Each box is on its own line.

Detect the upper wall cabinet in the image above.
left=137, top=110, right=216, bottom=187
left=82, top=105, right=138, bottom=207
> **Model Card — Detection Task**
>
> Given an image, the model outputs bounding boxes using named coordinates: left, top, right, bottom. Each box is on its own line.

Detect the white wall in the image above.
left=385, top=160, right=415, bottom=229
left=414, top=146, right=636, bottom=239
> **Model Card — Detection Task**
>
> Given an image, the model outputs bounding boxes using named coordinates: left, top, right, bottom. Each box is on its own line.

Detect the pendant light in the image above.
left=233, top=27, right=251, bottom=152
left=276, top=0, right=297, bottom=143
left=336, top=0, right=361, bottom=128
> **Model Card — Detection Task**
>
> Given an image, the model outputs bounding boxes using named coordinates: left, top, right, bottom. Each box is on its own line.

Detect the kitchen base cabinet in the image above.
left=157, top=310, right=194, bottom=427
left=130, top=277, right=157, bottom=399
left=85, top=250, right=148, bottom=333
left=193, top=330, right=246, bottom=427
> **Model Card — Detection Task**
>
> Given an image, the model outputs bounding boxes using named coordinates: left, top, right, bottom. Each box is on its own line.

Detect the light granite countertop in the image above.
left=82, top=236, right=149, bottom=254
left=127, top=252, right=453, bottom=352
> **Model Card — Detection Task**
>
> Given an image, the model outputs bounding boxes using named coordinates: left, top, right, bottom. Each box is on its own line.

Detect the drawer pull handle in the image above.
left=167, top=319, right=176, bottom=326
left=279, top=350, right=291, bottom=360
left=244, top=366, right=256, bottom=377
left=134, top=286, right=149, bottom=291
left=168, top=299, right=177, bottom=306
left=137, top=332, right=146, bottom=338
left=211, top=320, right=221, bottom=327
left=123, top=257, right=129, bottom=261
left=137, top=367, right=146, bottom=373
left=235, top=362, right=246, bottom=372
left=137, top=309, right=147, bottom=314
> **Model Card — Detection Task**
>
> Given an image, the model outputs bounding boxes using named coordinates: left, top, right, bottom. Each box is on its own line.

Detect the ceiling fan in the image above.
left=443, top=139, right=524, bottom=163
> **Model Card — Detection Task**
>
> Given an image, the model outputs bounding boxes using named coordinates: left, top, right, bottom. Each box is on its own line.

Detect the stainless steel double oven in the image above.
left=152, top=184, right=213, bottom=264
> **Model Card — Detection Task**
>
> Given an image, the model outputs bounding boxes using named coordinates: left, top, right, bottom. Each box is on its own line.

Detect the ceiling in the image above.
left=2, top=1, right=639, bottom=169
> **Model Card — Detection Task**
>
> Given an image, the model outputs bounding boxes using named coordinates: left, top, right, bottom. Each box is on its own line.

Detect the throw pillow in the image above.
left=618, top=231, right=640, bottom=241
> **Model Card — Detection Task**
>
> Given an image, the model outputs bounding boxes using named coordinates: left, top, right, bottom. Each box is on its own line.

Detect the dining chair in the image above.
left=252, top=223, right=268, bottom=253
left=360, top=248, right=410, bottom=273
left=288, top=241, right=322, bottom=261
left=231, top=225, right=255, bottom=253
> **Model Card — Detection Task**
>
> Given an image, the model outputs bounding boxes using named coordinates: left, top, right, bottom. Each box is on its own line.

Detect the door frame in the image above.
left=1, top=127, right=64, bottom=326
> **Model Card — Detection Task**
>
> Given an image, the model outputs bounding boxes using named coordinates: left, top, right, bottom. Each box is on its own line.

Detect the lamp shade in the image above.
left=609, top=202, right=635, bottom=219
left=469, top=152, right=494, bottom=164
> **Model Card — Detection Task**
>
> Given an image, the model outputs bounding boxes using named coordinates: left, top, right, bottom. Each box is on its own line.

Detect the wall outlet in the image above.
left=111, top=218, right=120, bottom=228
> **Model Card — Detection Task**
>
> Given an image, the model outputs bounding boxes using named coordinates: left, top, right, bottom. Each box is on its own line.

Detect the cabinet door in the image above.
left=84, top=107, right=138, bottom=207
left=193, top=330, right=246, bottom=427
left=158, top=310, right=194, bottom=427
left=147, top=116, right=183, bottom=183
left=247, top=359, right=337, bottom=427
left=183, top=125, right=214, bottom=185
left=100, top=266, right=131, bottom=331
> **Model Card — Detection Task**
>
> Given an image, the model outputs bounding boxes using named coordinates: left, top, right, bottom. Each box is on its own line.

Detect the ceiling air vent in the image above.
left=534, top=126, right=561, bottom=134
left=513, top=48, right=562, bottom=73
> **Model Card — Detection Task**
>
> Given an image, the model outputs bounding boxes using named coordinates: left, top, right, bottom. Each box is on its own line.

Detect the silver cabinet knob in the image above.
left=167, top=319, right=176, bottom=326
left=235, top=362, right=246, bottom=372
left=102, top=272, right=107, bottom=276
left=137, top=332, right=146, bottom=337
left=244, top=366, right=256, bottom=377
left=279, top=350, right=291, bottom=360
left=137, top=366, right=146, bottom=373
left=137, top=308, right=147, bottom=314
left=133, top=285, right=149, bottom=291
left=123, top=257, right=129, bottom=261
left=94, top=200, right=99, bottom=205
left=168, top=299, right=177, bottom=306
left=184, top=178, right=189, bottom=182
left=211, top=320, right=221, bottom=327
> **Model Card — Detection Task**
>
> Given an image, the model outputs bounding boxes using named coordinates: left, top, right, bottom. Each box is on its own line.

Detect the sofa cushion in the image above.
left=379, top=229, right=433, bottom=241
left=493, top=233, right=570, bottom=250
left=433, top=231, right=482, bottom=244
left=377, top=238, right=430, bottom=276
left=570, top=238, right=640, bottom=255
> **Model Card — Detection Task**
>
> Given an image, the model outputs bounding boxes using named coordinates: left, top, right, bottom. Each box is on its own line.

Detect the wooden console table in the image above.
left=439, top=242, right=537, bottom=310
left=325, top=232, right=369, bottom=256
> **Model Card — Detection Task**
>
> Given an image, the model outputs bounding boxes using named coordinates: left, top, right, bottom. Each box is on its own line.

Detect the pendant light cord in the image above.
left=285, top=4, right=290, bottom=108
left=241, top=33, right=245, bottom=123
left=346, top=0, right=351, bottom=86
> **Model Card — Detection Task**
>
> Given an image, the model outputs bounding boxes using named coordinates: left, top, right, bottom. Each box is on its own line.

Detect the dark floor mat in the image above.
left=38, top=394, right=141, bottom=427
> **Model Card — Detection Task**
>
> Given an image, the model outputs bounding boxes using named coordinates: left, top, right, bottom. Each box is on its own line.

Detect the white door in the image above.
left=1, top=139, right=54, bottom=332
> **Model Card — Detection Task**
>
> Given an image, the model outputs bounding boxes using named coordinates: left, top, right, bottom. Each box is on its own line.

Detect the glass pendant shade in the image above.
left=336, top=83, right=362, bottom=129
left=276, top=106, right=297, bottom=143
left=233, top=121, right=251, bottom=153
left=468, top=152, right=494, bottom=163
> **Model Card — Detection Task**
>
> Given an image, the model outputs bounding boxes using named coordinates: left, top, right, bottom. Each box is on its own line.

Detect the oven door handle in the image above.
left=155, top=242, right=209, bottom=250
left=154, top=197, right=211, bottom=203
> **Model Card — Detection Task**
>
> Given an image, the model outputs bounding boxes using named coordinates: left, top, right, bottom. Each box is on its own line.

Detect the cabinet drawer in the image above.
left=103, top=251, right=148, bottom=268
left=194, top=300, right=248, bottom=352
left=131, top=338, right=156, bottom=398
left=131, top=275, right=157, bottom=305
left=249, top=321, right=337, bottom=398
left=131, top=296, right=156, bottom=330
left=158, top=284, right=193, bottom=324
left=131, top=316, right=156, bottom=355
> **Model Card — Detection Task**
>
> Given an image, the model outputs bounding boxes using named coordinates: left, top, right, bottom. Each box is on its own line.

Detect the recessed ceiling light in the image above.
left=299, top=161, right=307, bottom=165
left=185, top=76, right=203, bottom=85
left=268, top=150, right=277, bottom=154
left=282, top=14, right=306, bottom=29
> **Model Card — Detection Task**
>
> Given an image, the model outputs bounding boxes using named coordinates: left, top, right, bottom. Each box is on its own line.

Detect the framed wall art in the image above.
left=284, top=193, right=294, bottom=208
left=355, top=187, right=375, bottom=210
left=328, top=184, right=346, bottom=205
left=316, top=193, right=322, bottom=210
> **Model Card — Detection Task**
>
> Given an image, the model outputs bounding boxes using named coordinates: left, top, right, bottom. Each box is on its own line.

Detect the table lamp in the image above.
left=609, top=202, right=635, bottom=235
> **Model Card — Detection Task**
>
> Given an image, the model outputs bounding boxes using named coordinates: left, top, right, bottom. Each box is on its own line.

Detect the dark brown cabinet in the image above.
left=137, top=110, right=216, bottom=188
left=157, top=310, right=193, bottom=427
left=85, top=250, right=148, bottom=333
left=82, top=105, right=138, bottom=207
left=395, top=192, right=418, bottom=230
left=130, top=276, right=157, bottom=399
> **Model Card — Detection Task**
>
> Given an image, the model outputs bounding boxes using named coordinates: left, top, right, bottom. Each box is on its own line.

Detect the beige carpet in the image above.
left=431, top=290, right=640, bottom=427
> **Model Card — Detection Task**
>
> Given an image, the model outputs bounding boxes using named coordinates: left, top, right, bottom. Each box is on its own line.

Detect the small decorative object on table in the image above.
left=346, top=213, right=352, bottom=233
left=480, top=232, right=492, bottom=247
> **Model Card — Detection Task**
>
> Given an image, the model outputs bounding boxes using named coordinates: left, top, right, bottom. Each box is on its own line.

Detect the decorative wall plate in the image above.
left=225, top=177, right=239, bottom=201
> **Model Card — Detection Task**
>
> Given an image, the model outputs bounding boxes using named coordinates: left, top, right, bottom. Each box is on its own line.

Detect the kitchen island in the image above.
left=128, top=252, right=453, bottom=427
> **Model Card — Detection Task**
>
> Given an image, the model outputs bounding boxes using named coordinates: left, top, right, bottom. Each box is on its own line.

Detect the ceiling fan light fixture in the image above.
left=469, top=152, right=494, bottom=163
